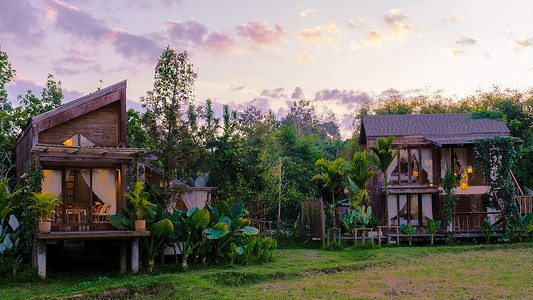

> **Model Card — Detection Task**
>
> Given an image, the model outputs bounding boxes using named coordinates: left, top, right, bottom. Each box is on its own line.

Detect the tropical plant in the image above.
left=124, top=181, right=154, bottom=220
left=0, top=214, right=24, bottom=279
left=346, top=151, right=377, bottom=206
left=29, top=192, right=60, bottom=221
left=144, top=216, right=174, bottom=272
left=228, top=242, right=243, bottom=266
left=313, top=157, right=345, bottom=228
left=257, top=236, right=278, bottom=263
left=420, top=219, right=441, bottom=246
left=343, top=205, right=373, bottom=236
left=478, top=218, right=499, bottom=244
left=400, top=221, right=416, bottom=246
left=508, top=213, right=533, bottom=243
left=442, top=170, right=458, bottom=228
left=367, top=136, right=399, bottom=196
left=175, top=207, right=211, bottom=268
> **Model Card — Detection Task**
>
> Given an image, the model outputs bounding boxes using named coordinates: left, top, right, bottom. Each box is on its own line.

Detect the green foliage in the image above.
left=343, top=205, right=373, bottom=236
left=126, top=109, right=152, bottom=149
left=29, top=192, right=60, bottom=221
left=474, top=136, right=519, bottom=218
left=442, top=170, right=458, bottom=227
left=0, top=179, right=22, bottom=219
left=228, top=242, right=243, bottom=266
left=346, top=151, right=378, bottom=206
left=124, top=181, right=154, bottom=220
left=507, top=213, right=533, bottom=242
left=144, top=217, right=174, bottom=271
left=420, top=219, right=441, bottom=245
left=368, top=136, right=399, bottom=196
left=477, top=218, right=499, bottom=244
left=107, top=213, right=134, bottom=230
left=313, top=158, right=345, bottom=228
left=257, top=236, right=278, bottom=263
left=0, top=214, right=24, bottom=280
left=400, top=221, right=416, bottom=246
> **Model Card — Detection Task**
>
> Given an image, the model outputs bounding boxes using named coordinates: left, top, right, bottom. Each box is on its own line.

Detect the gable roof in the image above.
left=361, top=113, right=509, bottom=137
left=16, top=80, right=126, bottom=144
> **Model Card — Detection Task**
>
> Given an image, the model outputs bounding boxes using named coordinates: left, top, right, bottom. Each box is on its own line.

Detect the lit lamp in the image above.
left=412, top=170, right=419, bottom=177
left=460, top=181, right=468, bottom=191
left=467, top=165, right=473, bottom=174
left=344, top=187, right=349, bottom=195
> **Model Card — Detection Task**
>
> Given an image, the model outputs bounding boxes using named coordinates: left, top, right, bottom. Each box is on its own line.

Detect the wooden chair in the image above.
left=94, top=205, right=110, bottom=222
left=453, top=217, right=461, bottom=231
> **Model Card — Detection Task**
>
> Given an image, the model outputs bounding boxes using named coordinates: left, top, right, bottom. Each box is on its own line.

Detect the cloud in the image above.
left=456, top=36, right=477, bottom=46
left=515, top=37, right=533, bottom=48
left=260, top=87, right=286, bottom=99
left=110, top=29, right=161, bottom=61
left=294, top=52, right=316, bottom=62
left=291, top=87, right=304, bottom=99
left=349, top=40, right=359, bottom=51
left=448, top=48, right=465, bottom=56
left=348, top=18, right=369, bottom=29
left=300, top=9, right=318, bottom=19
left=167, top=20, right=208, bottom=44
left=6, top=76, right=83, bottom=104
left=382, top=9, right=417, bottom=39
left=49, top=0, right=110, bottom=41
left=313, top=89, right=370, bottom=108
left=202, top=32, right=239, bottom=53
left=0, top=0, right=46, bottom=46
left=448, top=15, right=463, bottom=23
left=235, top=21, right=285, bottom=47
left=229, top=86, right=245, bottom=92
left=363, top=30, right=384, bottom=45
left=296, top=23, right=340, bottom=46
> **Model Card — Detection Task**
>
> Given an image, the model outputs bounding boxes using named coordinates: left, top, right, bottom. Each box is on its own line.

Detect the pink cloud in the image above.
left=0, top=0, right=46, bottom=46
left=296, top=23, right=340, bottom=46
left=202, top=32, right=238, bottom=53
left=235, top=21, right=285, bottom=47
left=167, top=20, right=208, bottom=44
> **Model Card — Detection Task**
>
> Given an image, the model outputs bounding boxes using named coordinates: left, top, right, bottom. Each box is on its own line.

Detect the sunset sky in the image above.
left=2, top=0, right=533, bottom=138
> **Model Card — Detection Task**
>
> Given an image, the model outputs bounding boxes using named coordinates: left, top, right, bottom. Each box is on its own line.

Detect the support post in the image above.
left=120, top=241, right=127, bottom=273
left=37, top=240, right=46, bottom=279
left=131, top=237, right=140, bottom=273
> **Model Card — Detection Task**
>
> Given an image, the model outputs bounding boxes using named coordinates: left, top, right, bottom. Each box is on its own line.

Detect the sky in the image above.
left=1, top=0, right=533, bottom=138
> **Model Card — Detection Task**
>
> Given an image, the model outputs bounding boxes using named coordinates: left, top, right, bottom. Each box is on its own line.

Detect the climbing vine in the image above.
left=442, top=170, right=458, bottom=228
left=474, top=136, right=519, bottom=219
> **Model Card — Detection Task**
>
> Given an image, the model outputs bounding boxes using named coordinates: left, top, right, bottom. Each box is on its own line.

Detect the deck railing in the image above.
left=453, top=212, right=501, bottom=232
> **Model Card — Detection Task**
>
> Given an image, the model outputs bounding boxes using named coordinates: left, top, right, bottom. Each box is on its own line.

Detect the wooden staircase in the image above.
left=511, top=171, right=532, bottom=215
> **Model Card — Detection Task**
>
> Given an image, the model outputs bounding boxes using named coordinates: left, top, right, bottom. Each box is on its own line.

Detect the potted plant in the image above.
left=125, top=181, right=154, bottom=231
left=29, top=192, right=61, bottom=234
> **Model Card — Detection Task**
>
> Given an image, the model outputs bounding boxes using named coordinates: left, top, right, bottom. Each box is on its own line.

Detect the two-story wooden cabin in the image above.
left=360, top=113, right=523, bottom=233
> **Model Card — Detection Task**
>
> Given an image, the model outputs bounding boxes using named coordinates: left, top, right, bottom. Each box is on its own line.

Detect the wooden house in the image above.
left=360, top=113, right=529, bottom=233
left=16, top=81, right=148, bottom=277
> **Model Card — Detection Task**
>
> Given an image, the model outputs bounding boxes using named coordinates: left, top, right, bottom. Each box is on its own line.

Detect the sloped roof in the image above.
left=361, top=113, right=509, bottom=138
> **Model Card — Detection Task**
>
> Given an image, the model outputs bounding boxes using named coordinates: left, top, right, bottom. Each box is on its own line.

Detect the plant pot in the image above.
left=135, top=220, right=146, bottom=231
left=39, top=221, right=52, bottom=234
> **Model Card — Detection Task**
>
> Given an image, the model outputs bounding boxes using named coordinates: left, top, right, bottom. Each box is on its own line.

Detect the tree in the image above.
left=313, top=157, right=345, bottom=228
left=368, top=136, right=398, bottom=196
left=346, top=151, right=377, bottom=206
left=0, top=44, right=16, bottom=184
left=126, top=109, right=152, bottom=149
left=142, top=47, right=198, bottom=191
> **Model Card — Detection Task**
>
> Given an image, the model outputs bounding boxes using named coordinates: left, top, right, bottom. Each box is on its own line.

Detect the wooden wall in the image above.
left=38, top=102, right=119, bottom=147
left=16, top=126, right=34, bottom=181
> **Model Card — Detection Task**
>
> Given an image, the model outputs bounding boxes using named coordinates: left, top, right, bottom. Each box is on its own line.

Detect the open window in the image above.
left=388, top=147, right=433, bottom=184
left=388, top=194, right=433, bottom=227
left=63, top=134, right=95, bottom=147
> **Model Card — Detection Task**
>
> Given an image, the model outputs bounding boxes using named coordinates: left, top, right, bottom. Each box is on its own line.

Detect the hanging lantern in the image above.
left=412, top=170, right=419, bottom=177
left=467, top=165, right=473, bottom=173
left=460, top=181, right=468, bottom=190
left=344, top=187, right=349, bottom=195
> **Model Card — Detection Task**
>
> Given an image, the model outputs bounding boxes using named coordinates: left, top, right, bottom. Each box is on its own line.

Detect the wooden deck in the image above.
left=35, top=230, right=150, bottom=279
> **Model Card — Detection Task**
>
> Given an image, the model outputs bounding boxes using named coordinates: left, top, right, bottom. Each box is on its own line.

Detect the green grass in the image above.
left=1, top=243, right=532, bottom=299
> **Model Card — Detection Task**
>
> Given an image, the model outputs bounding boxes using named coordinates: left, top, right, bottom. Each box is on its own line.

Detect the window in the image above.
left=388, top=194, right=433, bottom=227
left=388, top=147, right=433, bottom=184
left=63, top=134, right=95, bottom=147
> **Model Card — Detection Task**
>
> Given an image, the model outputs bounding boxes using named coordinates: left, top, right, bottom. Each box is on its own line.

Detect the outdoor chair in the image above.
left=93, top=204, right=110, bottom=222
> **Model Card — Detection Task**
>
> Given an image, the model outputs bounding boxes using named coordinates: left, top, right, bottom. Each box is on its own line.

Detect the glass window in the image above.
left=63, top=134, right=95, bottom=147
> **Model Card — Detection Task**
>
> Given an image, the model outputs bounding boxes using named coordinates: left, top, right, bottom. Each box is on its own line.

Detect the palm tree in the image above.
left=367, top=136, right=399, bottom=196
left=346, top=151, right=378, bottom=206
left=313, top=158, right=345, bottom=228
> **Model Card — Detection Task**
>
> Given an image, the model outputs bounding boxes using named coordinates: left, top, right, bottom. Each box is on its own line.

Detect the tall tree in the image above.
left=346, top=151, right=377, bottom=206
left=142, top=47, right=198, bottom=190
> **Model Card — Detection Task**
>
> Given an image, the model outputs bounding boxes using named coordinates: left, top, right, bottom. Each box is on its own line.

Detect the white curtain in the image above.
left=42, top=170, right=62, bottom=196
left=422, top=194, right=433, bottom=220
left=399, top=195, right=408, bottom=225
left=81, top=169, right=117, bottom=214
left=387, top=156, right=399, bottom=183
left=440, top=149, right=448, bottom=180
left=454, top=148, right=468, bottom=175
left=421, top=149, right=433, bottom=184
left=182, top=191, right=207, bottom=210
left=387, top=195, right=398, bottom=225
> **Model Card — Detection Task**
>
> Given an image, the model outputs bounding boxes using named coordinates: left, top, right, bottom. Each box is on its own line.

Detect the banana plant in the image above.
left=400, top=221, right=416, bottom=246
left=420, top=219, right=441, bottom=246
left=175, top=207, right=211, bottom=268
left=507, top=213, right=533, bottom=243
left=477, top=218, right=498, bottom=244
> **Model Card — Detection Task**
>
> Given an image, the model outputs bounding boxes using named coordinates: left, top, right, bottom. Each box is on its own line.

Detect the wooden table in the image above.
left=35, top=230, right=150, bottom=279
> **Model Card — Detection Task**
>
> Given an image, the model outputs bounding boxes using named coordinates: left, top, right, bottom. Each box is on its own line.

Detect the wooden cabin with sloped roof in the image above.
left=16, top=81, right=149, bottom=278
left=360, top=113, right=530, bottom=235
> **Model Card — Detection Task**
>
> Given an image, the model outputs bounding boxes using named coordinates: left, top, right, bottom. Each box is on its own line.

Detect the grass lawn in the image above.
left=1, top=243, right=532, bottom=299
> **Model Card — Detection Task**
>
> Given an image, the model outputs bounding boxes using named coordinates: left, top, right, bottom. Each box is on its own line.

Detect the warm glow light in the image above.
left=412, top=170, right=418, bottom=177
left=63, top=139, right=72, bottom=146
left=344, top=187, right=349, bottom=195
left=460, top=181, right=468, bottom=191
left=467, top=165, right=473, bottom=173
